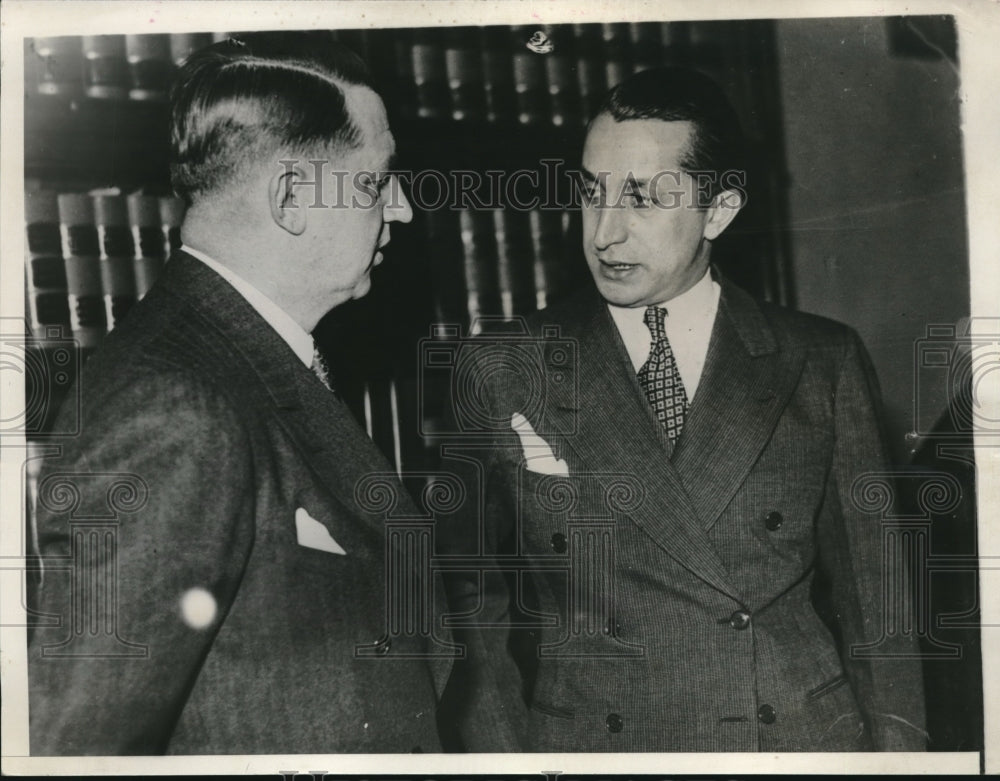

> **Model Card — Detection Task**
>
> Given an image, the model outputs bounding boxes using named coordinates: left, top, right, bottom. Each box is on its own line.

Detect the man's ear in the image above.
left=269, top=164, right=307, bottom=236
left=703, top=188, right=745, bottom=241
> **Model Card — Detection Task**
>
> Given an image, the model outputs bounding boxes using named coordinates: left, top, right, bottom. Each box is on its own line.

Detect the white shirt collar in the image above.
left=181, top=244, right=314, bottom=368
left=606, top=270, right=720, bottom=400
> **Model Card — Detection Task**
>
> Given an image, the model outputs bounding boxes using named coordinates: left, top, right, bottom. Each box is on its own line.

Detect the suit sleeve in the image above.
left=28, top=369, right=256, bottom=755
left=817, top=330, right=928, bottom=751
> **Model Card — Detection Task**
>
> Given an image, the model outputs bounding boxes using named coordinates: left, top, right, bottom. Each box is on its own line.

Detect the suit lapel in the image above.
left=160, top=253, right=452, bottom=694
left=538, top=289, right=739, bottom=600
left=671, top=279, right=806, bottom=531
left=160, top=252, right=409, bottom=531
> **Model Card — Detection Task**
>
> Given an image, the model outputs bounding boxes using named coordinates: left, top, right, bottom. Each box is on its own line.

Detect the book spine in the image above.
left=82, top=35, right=129, bottom=100
left=529, top=209, right=565, bottom=310
left=159, top=196, right=186, bottom=257
left=387, top=30, right=418, bottom=121
left=573, top=25, right=608, bottom=123
left=511, top=27, right=548, bottom=125
left=560, top=207, right=589, bottom=291
left=629, top=22, right=663, bottom=71
left=127, top=193, right=167, bottom=298
left=169, top=33, right=214, bottom=66
left=543, top=27, right=579, bottom=128
left=493, top=208, right=537, bottom=318
left=57, top=193, right=107, bottom=349
left=92, top=193, right=138, bottom=330
left=31, top=36, right=83, bottom=97
left=24, top=190, right=70, bottom=333
left=335, top=29, right=371, bottom=63
left=424, top=210, right=466, bottom=326
left=412, top=30, right=449, bottom=120
left=125, top=34, right=172, bottom=100
left=444, top=28, right=486, bottom=123
left=482, top=27, right=516, bottom=124
left=458, top=209, right=502, bottom=331
left=601, top=23, right=632, bottom=89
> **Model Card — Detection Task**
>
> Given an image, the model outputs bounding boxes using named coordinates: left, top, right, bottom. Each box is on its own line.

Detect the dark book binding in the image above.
left=125, top=34, right=172, bottom=100
left=482, top=27, right=516, bottom=124
left=159, top=196, right=186, bottom=256
left=57, top=193, right=107, bottom=348
left=92, top=192, right=138, bottom=330
left=424, top=210, right=466, bottom=326
left=573, top=25, right=608, bottom=122
left=458, top=209, right=502, bottom=329
left=444, top=28, right=486, bottom=122
left=127, top=193, right=168, bottom=298
left=30, top=37, right=83, bottom=97
left=529, top=209, right=566, bottom=310
left=24, top=189, right=70, bottom=332
left=542, top=26, right=580, bottom=128
left=511, top=26, right=548, bottom=125
left=493, top=208, right=537, bottom=318
left=169, top=33, right=214, bottom=66
left=82, top=35, right=129, bottom=100
left=412, top=30, right=449, bottom=120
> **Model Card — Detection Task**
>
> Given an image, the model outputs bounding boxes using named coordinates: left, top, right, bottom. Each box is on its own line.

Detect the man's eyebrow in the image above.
left=580, top=167, right=600, bottom=184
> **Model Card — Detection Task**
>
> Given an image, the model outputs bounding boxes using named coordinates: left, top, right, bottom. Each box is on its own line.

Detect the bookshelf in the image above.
left=22, top=21, right=791, bottom=475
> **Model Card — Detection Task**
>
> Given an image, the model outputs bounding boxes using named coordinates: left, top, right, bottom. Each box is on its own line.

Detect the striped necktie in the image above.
left=637, top=305, right=689, bottom=443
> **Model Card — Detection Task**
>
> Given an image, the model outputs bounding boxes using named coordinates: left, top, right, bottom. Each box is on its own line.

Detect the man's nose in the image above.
left=384, top=176, right=413, bottom=224
left=592, top=204, right=627, bottom=250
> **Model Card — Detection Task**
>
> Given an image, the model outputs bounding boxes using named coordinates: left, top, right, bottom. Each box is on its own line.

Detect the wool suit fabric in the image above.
left=28, top=251, right=451, bottom=755
left=449, top=275, right=927, bottom=752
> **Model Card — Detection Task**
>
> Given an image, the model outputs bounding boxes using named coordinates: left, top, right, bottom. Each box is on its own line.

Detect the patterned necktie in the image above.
left=311, top=344, right=334, bottom=392
left=637, top=305, right=689, bottom=443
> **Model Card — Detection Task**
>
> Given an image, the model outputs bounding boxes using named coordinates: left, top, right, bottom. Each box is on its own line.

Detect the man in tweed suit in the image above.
left=27, top=33, right=451, bottom=754
left=451, top=67, right=927, bottom=751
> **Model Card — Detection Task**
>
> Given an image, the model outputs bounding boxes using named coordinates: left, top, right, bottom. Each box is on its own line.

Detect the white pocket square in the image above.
left=295, top=507, right=346, bottom=555
left=511, top=412, right=569, bottom=476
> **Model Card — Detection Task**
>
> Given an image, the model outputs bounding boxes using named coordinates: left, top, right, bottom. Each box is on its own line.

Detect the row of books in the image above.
left=26, top=22, right=725, bottom=126
left=24, top=189, right=185, bottom=348
left=26, top=33, right=227, bottom=101
left=358, top=23, right=730, bottom=127
left=24, top=186, right=585, bottom=344
left=429, top=206, right=585, bottom=330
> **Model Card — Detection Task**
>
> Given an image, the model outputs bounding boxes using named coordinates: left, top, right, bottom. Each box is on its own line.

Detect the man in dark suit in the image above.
left=452, top=67, right=927, bottom=752
left=27, top=33, right=449, bottom=754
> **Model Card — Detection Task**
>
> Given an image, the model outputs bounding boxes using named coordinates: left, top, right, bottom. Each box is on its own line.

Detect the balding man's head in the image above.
left=169, top=32, right=375, bottom=207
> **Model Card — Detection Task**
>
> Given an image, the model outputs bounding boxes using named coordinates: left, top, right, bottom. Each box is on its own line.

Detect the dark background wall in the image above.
left=774, top=17, right=967, bottom=463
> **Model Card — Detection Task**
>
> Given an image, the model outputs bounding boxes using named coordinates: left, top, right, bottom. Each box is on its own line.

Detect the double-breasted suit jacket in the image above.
left=455, top=274, right=927, bottom=752
left=28, top=252, right=451, bottom=755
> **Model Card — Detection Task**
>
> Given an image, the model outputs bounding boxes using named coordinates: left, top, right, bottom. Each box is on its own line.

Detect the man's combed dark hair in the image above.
left=170, top=31, right=375, bottom=206
left=597, top=66, right=746, bottom=199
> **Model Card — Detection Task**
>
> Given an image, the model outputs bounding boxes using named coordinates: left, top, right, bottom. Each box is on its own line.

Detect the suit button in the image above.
left=729, top=610, right=751, bottom=630
left=606, top=713, right=624, bottom=733
left=373, top=637, right=391, bottom=655
left=551, top=533, right=567, bottom=553
left=765, top=511, right=783, bottom=531
left=757, top=704, right=776, bottom=724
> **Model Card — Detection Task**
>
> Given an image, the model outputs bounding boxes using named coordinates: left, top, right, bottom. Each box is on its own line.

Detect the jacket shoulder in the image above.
left=757, top=299, right=858, bottom=346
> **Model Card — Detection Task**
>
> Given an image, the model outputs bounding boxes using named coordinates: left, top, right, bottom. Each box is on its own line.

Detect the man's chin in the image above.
left=593, top=277, right=647, bottom=308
